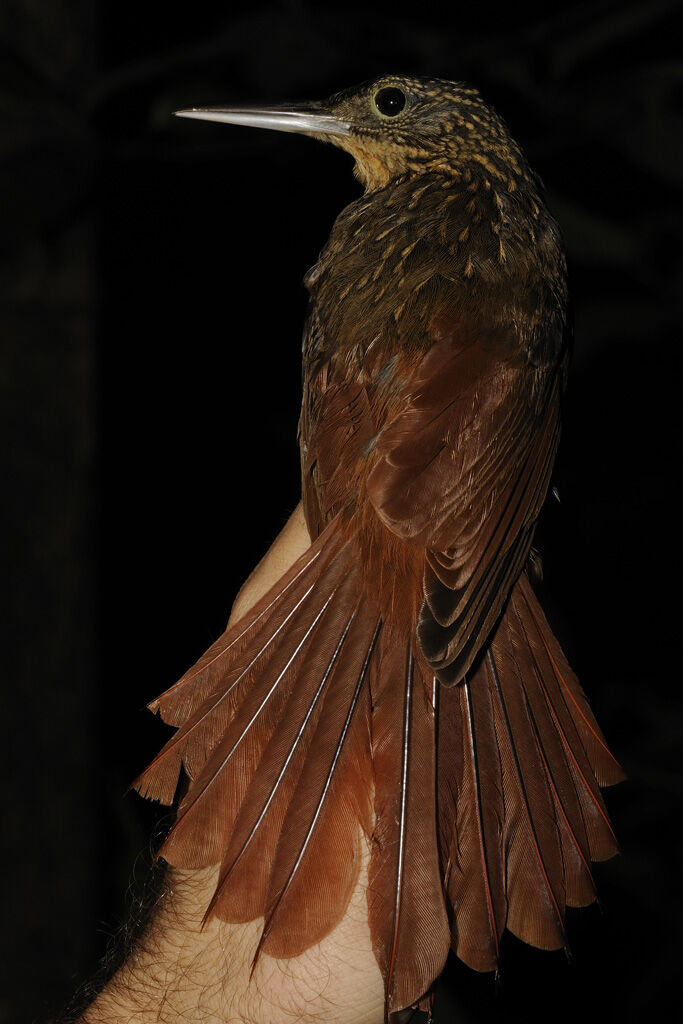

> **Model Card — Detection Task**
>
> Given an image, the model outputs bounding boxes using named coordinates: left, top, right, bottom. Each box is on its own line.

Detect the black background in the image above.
left=2, top=1, right=681, bottom=1021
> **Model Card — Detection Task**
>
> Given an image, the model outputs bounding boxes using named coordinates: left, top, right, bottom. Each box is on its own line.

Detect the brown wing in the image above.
left=301, top=374, right=376, bottom=538
left=366, top=317, right=566, bottom=685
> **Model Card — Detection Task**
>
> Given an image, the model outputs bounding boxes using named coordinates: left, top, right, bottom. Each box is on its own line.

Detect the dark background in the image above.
left=2, top=1, right=681, bottom=1021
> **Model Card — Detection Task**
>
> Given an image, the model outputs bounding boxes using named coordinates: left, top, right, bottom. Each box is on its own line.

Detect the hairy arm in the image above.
left=79, top=504, right=384, bottom=1024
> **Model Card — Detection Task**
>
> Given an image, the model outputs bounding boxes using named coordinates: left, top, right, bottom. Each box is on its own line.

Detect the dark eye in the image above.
left=374, top=86, right=406, bottom=117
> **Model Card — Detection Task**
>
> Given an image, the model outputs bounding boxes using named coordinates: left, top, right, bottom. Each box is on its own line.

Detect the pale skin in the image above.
left=79, top=503, right=386, bottom=1024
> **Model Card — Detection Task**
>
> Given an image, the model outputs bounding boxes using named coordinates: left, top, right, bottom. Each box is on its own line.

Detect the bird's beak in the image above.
left=174, top=103, right=350, bottom=139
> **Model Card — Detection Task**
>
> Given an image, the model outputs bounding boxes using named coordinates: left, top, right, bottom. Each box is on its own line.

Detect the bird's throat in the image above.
left=337, top=137, right=408, bottom=192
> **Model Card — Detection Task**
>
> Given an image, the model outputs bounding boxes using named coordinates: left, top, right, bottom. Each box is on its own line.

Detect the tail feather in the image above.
left=515, top=577, right=622, bottom=860
left=142, top=523, right=342, bottom=727
left=368, top=634, right=451, bottom=1013
left=135, top=519, right=621, bottom=1016
left=135, top=579, right=324, bottom=805
left=517, top=575, right=624, bottom=789
left=437, top=576, right=622, bottom=968
left=203, top=597, right=364, bottom=925
left=440, top=675, right=506, bottom=972
left=485, top=643, right=566, bottom=951
left=506, top=591, right=597, bottom=907
left=256, top=611, right=379, bottom=958
left=133, top=526, right=348, bottom=805
left=157, top=563, right=355, bottom=868
left=532, top=735, right=598, bottom=909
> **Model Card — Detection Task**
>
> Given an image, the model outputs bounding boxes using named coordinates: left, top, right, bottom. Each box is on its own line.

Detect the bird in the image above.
left=134, top=75, right=624, bottom=1021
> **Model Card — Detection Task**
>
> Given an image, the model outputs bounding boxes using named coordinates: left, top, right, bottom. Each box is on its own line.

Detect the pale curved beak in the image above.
left=174, top=105, right=351, bottom=138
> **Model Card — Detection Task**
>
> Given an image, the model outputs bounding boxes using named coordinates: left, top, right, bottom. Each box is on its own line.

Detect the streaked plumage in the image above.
left=135, top=76, right=623, bottom=1021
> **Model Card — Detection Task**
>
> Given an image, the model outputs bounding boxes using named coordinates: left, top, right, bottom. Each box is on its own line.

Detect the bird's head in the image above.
left=176, top=75, right=530, bottom=193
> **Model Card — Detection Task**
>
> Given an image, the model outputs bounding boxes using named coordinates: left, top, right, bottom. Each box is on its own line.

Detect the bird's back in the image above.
left=136, top=76, right=622, bottom=1023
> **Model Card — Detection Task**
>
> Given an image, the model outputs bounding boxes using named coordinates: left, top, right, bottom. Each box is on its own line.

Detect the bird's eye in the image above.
left=374, top=87, right=406, bottom=118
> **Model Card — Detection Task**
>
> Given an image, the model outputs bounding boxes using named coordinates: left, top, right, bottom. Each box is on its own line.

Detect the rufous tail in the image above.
left=134, top=517, right=622, bottom=1017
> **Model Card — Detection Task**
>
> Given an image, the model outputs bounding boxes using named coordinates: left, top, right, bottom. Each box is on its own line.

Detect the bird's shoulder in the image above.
left=309, top=170, right=561, bottom=293
left=303, top=175, right=565, bottom=402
